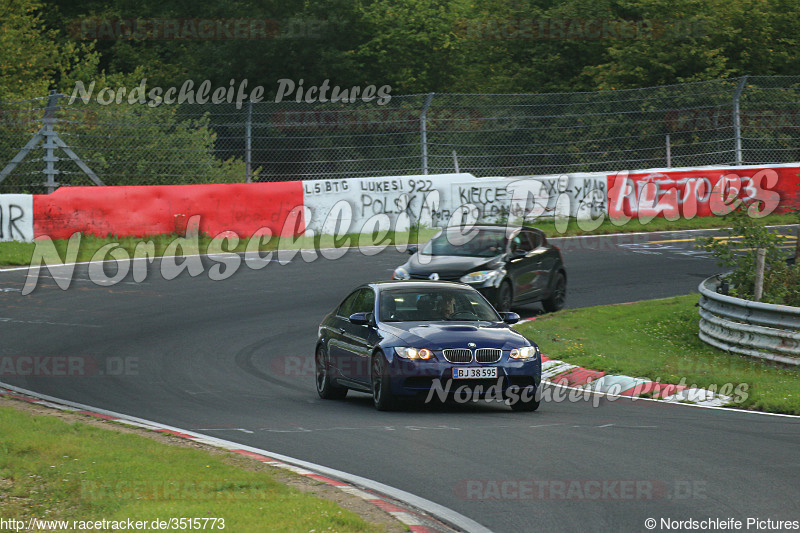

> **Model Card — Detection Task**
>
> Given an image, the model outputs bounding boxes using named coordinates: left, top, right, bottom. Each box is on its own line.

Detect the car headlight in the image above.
left=395, top=347, right=433, bottom=360
left=392, top=267, right=410, bottom=280
left=510, top=346, right=538, bottom=359
left=460, top=270, right=501, bottom=284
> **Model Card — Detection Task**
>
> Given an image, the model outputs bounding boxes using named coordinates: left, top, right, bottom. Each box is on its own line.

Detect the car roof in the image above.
left=441, top=223, right=544, bottom=235
left=368, top=280, right=472, bottom=291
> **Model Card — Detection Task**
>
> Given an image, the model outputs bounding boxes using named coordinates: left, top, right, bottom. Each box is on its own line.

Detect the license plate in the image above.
left=452, top=367, right=498, bottom=379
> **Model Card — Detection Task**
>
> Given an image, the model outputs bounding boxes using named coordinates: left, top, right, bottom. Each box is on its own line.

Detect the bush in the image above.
left=697, top=204, right=798, bottom=306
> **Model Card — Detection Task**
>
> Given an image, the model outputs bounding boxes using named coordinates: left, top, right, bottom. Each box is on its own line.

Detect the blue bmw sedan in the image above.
left=315, top=280, right=542, bottom=411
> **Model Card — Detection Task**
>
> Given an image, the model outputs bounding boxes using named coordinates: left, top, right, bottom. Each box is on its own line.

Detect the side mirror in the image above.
left=499, top=312, right=520, bottom=324
left=406, top=245, right=418, bottom=255
left=510, top=249, right=526, bottom=259
left=349, top=312, right=374, bottom=326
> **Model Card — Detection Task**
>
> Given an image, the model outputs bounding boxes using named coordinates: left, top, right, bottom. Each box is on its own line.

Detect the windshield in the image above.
left=420, top=228, right=507, bottom=258
left=379, top=288, right=501, bottom=322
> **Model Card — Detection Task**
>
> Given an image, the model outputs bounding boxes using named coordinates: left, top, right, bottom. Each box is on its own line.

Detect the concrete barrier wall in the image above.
left=302, top=173, right=476, bottom=236
left=300, top=173, right=609, bottom=235
left=31, top=181, right=304, bottom=240
left=607, top=163, right=800, bottom=220
left=0, top=194, right=34, bottom=242
left=1, top=162, right=797, bottom=243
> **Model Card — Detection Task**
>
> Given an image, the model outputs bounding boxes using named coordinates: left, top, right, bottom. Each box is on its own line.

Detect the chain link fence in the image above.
left=1, top=75, right=799, bottom=193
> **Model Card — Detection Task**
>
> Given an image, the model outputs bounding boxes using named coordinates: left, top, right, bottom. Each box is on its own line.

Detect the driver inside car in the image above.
left=440, top=293, right=473, bottom=320
left=441, top=293, right=457, bottom=319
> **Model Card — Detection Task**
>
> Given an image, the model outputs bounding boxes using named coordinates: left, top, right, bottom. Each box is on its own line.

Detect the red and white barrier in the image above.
left=607, top=164, right=800, bottom=220
left=0, top=194, right=33, bottom=242
left=0, top=163, right=798, bottom=243
left=32, top=181, right=304, bottom=240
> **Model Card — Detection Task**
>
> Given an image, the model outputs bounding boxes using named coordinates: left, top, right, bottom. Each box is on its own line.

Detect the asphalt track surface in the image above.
left=1, top=229, right=799, bottom=532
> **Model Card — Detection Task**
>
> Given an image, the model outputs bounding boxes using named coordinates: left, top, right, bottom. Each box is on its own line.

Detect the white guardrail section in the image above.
left=698, top=275, right=800, bottom=365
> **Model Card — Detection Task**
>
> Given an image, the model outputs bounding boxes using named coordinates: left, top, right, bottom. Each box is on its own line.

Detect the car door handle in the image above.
left=339, top=327, right=346, bottom=334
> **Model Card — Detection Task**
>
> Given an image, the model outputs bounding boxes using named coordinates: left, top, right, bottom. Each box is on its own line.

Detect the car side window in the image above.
left=337, top=290, right=361, bottom=317
left=510, top=232, right=534, bottom=253
left=352, top=288, right=376, bottom=314
left=524, top=230, right=542, bottom=249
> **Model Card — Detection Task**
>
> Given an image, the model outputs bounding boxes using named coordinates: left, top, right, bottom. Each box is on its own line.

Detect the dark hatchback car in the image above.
left=392, top=224, right=566, bottom=312
left=315, top=280, right=542, bottom=411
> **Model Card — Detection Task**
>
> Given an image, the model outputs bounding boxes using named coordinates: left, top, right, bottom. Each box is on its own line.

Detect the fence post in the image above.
left=420, top=93, right=434, bottom=175
left=0, top=91, right=103, bottom=191
left=245, top=100, right=252, bottom=183
left=733, top=75, right=748, bottom=166
left=42, top=91, right=60, bottom=194
left=665, top=134, right=671, bottom=168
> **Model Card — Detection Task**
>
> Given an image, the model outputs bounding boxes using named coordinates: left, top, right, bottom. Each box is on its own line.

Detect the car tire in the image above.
left=508, top=386, right=540, bottom=412
left=542, top=272, right=566, bottom=313
left=371, top=352, right=397, bottom=411
left=497, top=281, right=513, bottom=312
left=315, top=345, right=347, bottom=400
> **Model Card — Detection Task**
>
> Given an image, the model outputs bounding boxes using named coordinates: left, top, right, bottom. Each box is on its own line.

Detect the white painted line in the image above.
left=547, top=224, right=799, bottom=242
left=116, top=419, right=164, bottom=430
left=541, top=360, right=579, bottom=380
left=281, top=465, right=316, bottom=476
left=36, top=400, right=78, bottom=411
left=340, top=487, right=379, bottom=500
left=391, top=513, right=426, bottom=526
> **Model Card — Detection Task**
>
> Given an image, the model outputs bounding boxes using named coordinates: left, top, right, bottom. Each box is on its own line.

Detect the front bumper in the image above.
left=386, top=351, right=541, bottom=399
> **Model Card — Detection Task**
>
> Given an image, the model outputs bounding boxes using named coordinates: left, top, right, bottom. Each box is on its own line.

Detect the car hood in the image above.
left=406, top=254, right=503, bottom=277
left=379, top=321, right=529, bottom=350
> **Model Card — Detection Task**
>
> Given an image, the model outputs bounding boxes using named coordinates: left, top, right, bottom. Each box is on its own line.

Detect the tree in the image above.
left=0, top=0, right=97, bottom=100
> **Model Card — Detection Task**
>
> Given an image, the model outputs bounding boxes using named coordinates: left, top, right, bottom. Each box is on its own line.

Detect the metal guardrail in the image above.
left=698, top=275, right=800, bottom=365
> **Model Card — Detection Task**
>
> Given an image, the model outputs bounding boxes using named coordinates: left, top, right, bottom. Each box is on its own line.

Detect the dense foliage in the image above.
left=698, top=205, right=800, bottom=306
left=3, top=0, right=800, bottom=189
left=3, top=0, right=800, bottom=101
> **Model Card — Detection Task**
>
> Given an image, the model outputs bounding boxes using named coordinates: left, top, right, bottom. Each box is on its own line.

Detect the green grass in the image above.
left=0, top=228, right=441, bottom=267
left=1, top=212, right=796, bottom=267
left=0, top=403, right=385, bottom=532
left=0, top=240, right=35, bottom=266
left=514, top=294, right=800, bottom=414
